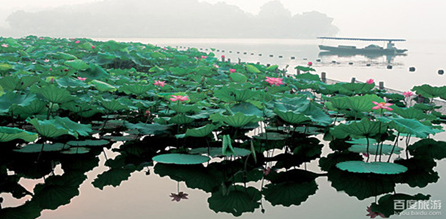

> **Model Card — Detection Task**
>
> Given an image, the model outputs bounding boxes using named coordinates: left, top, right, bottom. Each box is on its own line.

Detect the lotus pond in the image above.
left=1, top=36, right=446, bottom=218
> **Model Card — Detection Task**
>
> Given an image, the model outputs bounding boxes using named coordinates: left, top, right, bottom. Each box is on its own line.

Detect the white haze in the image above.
left=1, top=0, right=445, bottom=39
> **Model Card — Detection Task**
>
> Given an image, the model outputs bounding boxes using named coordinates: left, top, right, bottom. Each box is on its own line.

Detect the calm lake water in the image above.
left=4, top=38, right=446, bottom=219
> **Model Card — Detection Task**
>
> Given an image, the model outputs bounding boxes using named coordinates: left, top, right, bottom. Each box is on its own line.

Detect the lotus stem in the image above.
left=387, top=133, right=399, bottom=162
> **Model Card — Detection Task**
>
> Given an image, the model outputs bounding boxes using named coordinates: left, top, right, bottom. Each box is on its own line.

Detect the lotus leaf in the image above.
left=176, top=124, right=217, bottom=138
left=213, top=87, right=259, bottom=102
left=60, top=147, right=91, bottom=154
left=125, top=122, right=173, bottom=135
left=412, top=84, right=446, bottom=98
left=64, top=59, right=89, bottom=70
left=89, top=80, right=117, bottom=92
left=229, top=72, right=248, bottom=82
left=152, top=154, right=210, bottom=165
left=210, top=112, right=262, bottom=128
left=30, top=85, right=75, bottom=104
left=66, top=139, right=109, bottom=147
left=330, top=118, right=388, bottom=139
left=14, top=143, right=69, bottom=153
left=169, top=114, right=195, bottom=124
left=336, top=161, right=408, bottom=174
left=0, top=91, right=37, bottom=113
left=378, top=116, right=441, bottom=138
left=0, top=127, right=38, bottom=142
left=263, top=180, right=317, bottom=207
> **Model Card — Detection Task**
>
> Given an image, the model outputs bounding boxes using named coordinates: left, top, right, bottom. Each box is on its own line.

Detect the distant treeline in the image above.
left=1, top=0, right=338, bottom=38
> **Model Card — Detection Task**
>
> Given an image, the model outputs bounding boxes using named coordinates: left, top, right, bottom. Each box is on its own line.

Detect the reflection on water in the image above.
left=1, top=125, right=445, bottom=218
left=318, top=51, right=407, bottom=64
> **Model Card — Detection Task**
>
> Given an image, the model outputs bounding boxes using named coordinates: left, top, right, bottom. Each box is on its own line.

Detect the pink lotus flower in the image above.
left=403, top=91, right=413, bottom=98
left=221, top=55, right=225, bottom=58
left=372, top=101, right=393, bottom=111
left=144, top=110, right=151, bottom=117
left=77, top=77, right=87, bottom=81
left=1, top=44, right=8, bottom=48
left=366, top=79, right=374, bottom=84
left=49, top=68, right=53, bottom=71
left=229, top=69, right=236, bottom=73
left=265, top=77, right=284, bottom=86
left=308, top=61, right=313, bottom=66
left=366, top=206, right=386, bottom=218
left=91, top=46, right=95, bottom=49
left=201, top=55, right=207, bottom=59
left=75, top=40, right=80, bottom=44
left=153, top=80, right=166, bottom=87
left=263, top=167, right=271, bottom=176
left=170, top=192, right=188, bottom=202
left=39, top=37, right=45, bottom=40
left=169, top=95, right=189, bottom=102
left=44, top=59, right=50, bottom=63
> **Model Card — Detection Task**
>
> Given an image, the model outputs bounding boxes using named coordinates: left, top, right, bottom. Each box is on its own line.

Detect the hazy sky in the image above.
left=2, top=0, right=445, bottom=39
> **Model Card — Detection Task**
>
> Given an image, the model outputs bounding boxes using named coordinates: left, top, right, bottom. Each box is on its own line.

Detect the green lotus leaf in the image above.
left=391, top=106, right=436, bottom=121
left=169, top=114, right=195, bottom=124
left=336, top=161, right=408, bottom=174
left=273, top=109, right=311, bottom=125
left=294, top=66, right=315, bottom=72
left=56, top=77, right=90, bottom=89
left=54, top=116, right=92, bottom=137
left=245, top=64, right=261, bottom=73
left=319, top=151, right=363, bottom=171
left=125, top=122, right=173, bottom=135
left=371, top=193, right=431, bottom=218
left=119, top=84, right=152, bottom=95
left=0, top=63, right=14, bottom=73
left=188, top=147, right=251, bottom=157
left=408, top=139, right=446, bottom=160
left=57, top=52, right=78, bottom=60
left=263, top=180, right=317, bottom=207
left=14, top=143, right=69, bottom=153
left=230, top=102, right=263, bottom=117
left=412, top=84, right=446, bottom=98
left=213, top=87, right=259, bottom=102
left=26, top=117, right=81, bottom=138
left=66, top=139, right=109, bottom=147
left=266, top=65, right=278, bottom=71
left=64, top=59, right=89, bottom=70
left=348, top=144, right=402, bottom=155
left=60, top=147, right=91, bottom=154
left=176, top=124, right=217, bottom=138
left=222, top=134, right=235, bottom=156
left=0, top=75, right=40, bottom=91
left=340, top=82, right=374, bottom=94
left=330, top=118, right=388, bottom=139
left=0, top=127, right=38, bottom=142
left=0, top=91, right=37, bottom=113
left=208, top=186, right=261, bottom=217
left=169, top=103, right=201, bottom=114
left=210, top=112, right=262, bottom=128
left=229, top=73, right=248, bottom=82
left=150, top=52, right=166, bottom=59
left=30, top=85, right=75, bottom=103
left=89, top=80, right=117, bottom=92
left=100, top=98, right=129, bottom=111
left=378, top=116, right=442, bottom=138
left=152, top=154, right=210, bottom=165
left=78, top=64, right=109, bottom=80
left=169, top=67, right=189, bottom=76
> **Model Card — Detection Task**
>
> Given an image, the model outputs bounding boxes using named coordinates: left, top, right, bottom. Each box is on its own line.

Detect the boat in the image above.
left=317, top=37, right=407, bottom=55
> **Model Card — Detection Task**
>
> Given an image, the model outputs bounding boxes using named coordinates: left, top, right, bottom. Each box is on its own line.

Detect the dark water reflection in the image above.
left=1, top=127, right=445, bottom=219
